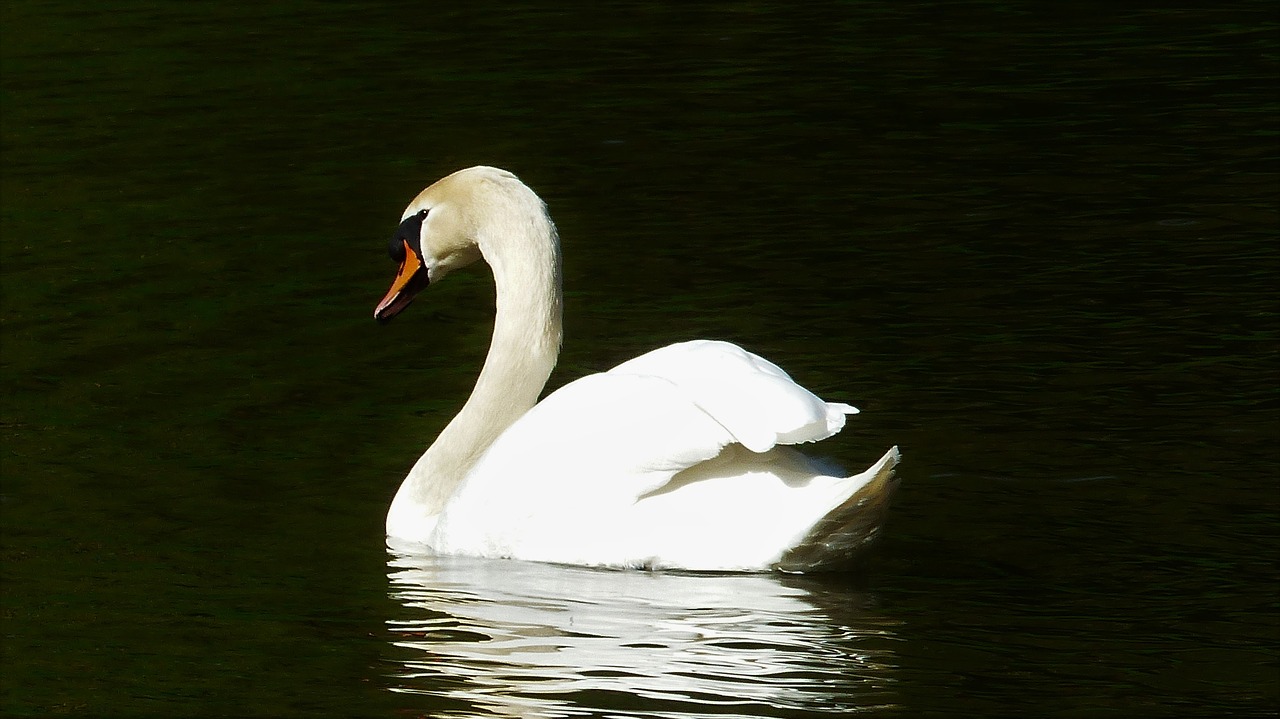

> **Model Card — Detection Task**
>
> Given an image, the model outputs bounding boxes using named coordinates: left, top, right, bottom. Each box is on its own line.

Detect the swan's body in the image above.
left=375, top=166, right=899, bottom=572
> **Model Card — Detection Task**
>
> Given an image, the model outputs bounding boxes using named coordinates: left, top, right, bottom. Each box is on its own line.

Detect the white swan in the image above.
left=374, top=166, right=900, bottom=572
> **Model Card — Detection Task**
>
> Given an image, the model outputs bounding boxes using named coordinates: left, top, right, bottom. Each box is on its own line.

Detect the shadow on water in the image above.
left=384, top=550, right=900, bottom=718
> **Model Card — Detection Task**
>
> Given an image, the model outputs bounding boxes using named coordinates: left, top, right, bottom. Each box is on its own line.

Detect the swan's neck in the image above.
left=387, top=196, right=562, bottom=542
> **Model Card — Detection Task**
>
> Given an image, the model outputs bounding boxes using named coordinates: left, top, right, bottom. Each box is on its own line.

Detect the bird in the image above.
left=374, top=166, right=900, bottom=572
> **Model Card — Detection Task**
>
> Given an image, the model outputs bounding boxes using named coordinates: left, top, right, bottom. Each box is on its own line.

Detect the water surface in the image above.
left=2, top=1, right=1277, bottom=716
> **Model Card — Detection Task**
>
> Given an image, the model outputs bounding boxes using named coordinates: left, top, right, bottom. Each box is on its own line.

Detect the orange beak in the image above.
left=374, top=240, right=430, bottom=323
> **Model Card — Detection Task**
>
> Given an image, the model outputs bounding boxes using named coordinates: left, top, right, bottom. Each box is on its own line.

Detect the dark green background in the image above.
left=2, top=1, right=1276, bottom=716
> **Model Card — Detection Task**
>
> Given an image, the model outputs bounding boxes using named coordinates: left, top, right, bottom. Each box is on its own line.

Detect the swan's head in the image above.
left=374, top=166, right=530, bottom=323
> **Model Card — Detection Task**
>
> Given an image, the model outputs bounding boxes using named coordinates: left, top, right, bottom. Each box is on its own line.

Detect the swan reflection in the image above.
left=385, top=548, right=899, bottom=718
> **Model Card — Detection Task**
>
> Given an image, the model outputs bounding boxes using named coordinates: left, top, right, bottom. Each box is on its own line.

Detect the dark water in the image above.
left=2, top=1, right=1277, bottom=716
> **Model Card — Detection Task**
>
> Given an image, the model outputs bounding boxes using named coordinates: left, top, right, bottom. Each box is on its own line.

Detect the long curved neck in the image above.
left=387, top=194, right=562, bottom=542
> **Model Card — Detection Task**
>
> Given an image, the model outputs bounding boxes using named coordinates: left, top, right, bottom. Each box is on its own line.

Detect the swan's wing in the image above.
left=441, top=340, right=857, bottom=515
left=432, top=341, right=872, bottom=566
left=449, top=370, right=736, bottom=508
left=608, top=340, right=857, bottom=453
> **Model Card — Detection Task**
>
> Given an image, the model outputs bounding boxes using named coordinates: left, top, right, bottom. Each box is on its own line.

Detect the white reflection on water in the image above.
left=385, top=548, right=899, bottom=718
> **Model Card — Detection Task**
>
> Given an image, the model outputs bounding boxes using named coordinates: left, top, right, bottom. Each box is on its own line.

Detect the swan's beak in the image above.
left=374, top=240, right=431, bottom=324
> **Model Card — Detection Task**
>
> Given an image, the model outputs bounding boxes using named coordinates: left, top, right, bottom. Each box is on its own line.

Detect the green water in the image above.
left=3, top=2, right=1277, bottom=716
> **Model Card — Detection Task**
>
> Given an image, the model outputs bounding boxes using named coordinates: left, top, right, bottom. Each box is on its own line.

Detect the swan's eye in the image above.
left=388, top=208, right=429, bottom=262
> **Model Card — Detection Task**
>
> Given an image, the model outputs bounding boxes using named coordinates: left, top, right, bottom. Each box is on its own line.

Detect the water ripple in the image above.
left=385, top=550, right=899, bottom=717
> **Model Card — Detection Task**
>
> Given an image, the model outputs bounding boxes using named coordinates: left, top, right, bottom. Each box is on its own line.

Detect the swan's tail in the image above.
left=774, top=446, right=901, bottom=573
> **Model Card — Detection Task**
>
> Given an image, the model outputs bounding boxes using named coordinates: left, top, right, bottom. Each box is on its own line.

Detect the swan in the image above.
left=374, top=166, right=900, bottom=572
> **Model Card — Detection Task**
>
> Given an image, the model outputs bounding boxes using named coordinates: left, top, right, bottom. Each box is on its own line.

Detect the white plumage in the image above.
left=375, top=166, right=899, bottom=572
